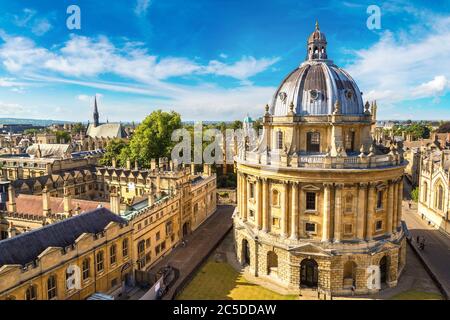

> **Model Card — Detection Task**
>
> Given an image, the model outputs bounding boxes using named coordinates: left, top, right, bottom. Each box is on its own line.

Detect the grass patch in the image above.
left=177, top=260, right=297, bottom=300
left=389, top=290, right=443, bottom=300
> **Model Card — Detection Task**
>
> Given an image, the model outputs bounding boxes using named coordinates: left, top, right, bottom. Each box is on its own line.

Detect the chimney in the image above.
left=42, top=187, right=51, bottom=217
left=126, top=158, right=131, bottom=170
left=134, top=160, right=139, bottom=171
left=148, top=193, right=154, bottom=207
left=191, top=163, right=196, bottom=175
left=7, top=185, right=16, bottom=212
left=112, top=158, right=117, bottom=168
left=150, top=159, right=156, bottom=170
left=63, top=184, right=72, bottom=215
left=169, top=160, right=174, bottom=171
left=156, top=175, right=161, bottom=196
left=109, top=188, right=120, bottom=214
left=203, top=163, right=210, bottom=176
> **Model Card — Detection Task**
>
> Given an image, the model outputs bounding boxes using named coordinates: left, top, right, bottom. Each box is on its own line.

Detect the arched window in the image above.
left=110, top=244, right=117, bottom=265
left=276, top=131, right=283, bottom=150
left=272, top=189, right=280, bottom=207
left=25, top=285, right=37, bottom=300
left=423, top=181, right=428, bottom=203
left=82, top=258, right=90, bottom=280
left=122, top=238, right=129, bottom=258
left=436, top=185, right=444, bottom=211
left=47, top=275, right=57, bottom=300
left=96, top=251, right=104, bottom=273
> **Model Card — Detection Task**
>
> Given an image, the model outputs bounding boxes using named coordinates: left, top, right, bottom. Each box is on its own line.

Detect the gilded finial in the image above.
left=315, top=20, right=319, bottom=30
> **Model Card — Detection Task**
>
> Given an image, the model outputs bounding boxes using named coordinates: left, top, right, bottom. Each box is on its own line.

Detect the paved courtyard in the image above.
left=178, top=231, right=442, bottom=300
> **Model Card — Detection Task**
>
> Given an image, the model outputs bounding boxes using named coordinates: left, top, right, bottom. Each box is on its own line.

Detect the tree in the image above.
left=72, top=122, right=85, bottom=134
left=230, top=120, right=243, bottom=130
left=437, top=121, right=450, bottom=133
left=55, top=131, right=71, bottom=143
left=99, top=139, right=128, bottom=167
left=411, top=187, right=419, bottom=203
left=125, top=110, right=182, bottom=167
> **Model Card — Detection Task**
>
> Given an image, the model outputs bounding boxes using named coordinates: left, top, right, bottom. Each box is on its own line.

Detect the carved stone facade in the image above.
left=234, top=23, right=407, bottom=296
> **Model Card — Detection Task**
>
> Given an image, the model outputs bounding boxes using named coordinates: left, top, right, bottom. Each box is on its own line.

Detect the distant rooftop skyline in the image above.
left=0, top=0, right=449, bottom=122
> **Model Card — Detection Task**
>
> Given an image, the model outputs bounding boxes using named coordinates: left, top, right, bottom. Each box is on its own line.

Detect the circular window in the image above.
left=345, top=90, right=353, bottom=100
left=310, top=90, right=319, bottom=100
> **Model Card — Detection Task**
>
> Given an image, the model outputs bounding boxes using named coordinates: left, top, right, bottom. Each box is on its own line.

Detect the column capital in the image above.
left=323, top=182, right=333, bottom=189
left=334, top=183, right=344, bottom=189
left=359, top=182, right=369, bottom=188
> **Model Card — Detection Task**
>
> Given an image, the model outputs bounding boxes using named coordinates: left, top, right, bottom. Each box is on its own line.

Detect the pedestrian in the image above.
left=408, top=200, right=412, bottom=209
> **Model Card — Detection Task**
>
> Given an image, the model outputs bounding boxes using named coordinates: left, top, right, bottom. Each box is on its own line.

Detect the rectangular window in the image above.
left=249, top=183, right=255, bottom=199
left=110, top=245, right=116, bottom=265
left=344, top=224, right=353, bottom=235
left=156, top=231, right=161, bottom=241
left=146, top=239, right=150, bottom=247
left=377, top=190, right=383, bottom=209
left=375, top=220, right=383, bottom=231
left=307, top=132, right=320, bottom=152
left=306, top=192, right=316, bottom=211
left=96, top=252, right=104, bottom=273
left=305, top=223, right=316, bottom=233
left=272, top=217, right=280, bottom=228
left=122, top=239, right=129, bottom=258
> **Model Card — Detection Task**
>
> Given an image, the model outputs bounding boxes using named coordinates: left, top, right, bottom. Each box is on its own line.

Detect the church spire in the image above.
left=93, top=95, right=99, bottom=127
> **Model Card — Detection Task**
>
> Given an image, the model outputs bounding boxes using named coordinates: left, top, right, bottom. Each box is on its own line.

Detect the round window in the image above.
left=310, top=90, right=319, bottom=100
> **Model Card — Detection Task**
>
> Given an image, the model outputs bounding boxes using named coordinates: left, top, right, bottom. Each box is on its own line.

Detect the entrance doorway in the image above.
left=242, top=239, right=250, bottom=266
left=379, top=256, right=388, bottom=284
left=300, top=259, right=318, bottom=288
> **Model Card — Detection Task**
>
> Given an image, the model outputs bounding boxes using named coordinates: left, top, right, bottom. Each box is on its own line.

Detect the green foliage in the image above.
left=411, top=187, right=419, bottom=202
left=99, top=139, right=129, bottom=167
left=393, top=123, right=431, bottom=140
left=125, top=110, right=182, bottom=167
left=217, top=172, right=237, bottom=188
left=230, top=120, right=243, bottom=130
left=55, top=131, right=71, bottom=143
left=72, top=122, right=85, bottom=134
left=24, top=128, right=40, bottom=135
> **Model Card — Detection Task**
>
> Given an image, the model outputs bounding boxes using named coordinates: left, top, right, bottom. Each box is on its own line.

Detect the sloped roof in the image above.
left=0, top=208, right=126, bottom=267
left=14, top=194, right=110, bottom=216
left=86, top=123, right=125, bottom=139
left=26, top=144, right=72, bottom=158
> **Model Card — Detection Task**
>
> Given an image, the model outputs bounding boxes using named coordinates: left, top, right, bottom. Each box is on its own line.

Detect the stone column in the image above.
left=322, top=183, right=331, bottom=242
left=356, top=183, right=367, bottom=240
left=290, top=182, right=299, bottom=240
left=255, top=178, right=262, bottom=230
left=281, top=182, right=289, bottom=238
left=386, top=181, right=394, bottom=234
left=397, top=179, right=403, bottom=229
left=334, top=184, right=343, bottom=243
left=262, top=178, right=269, bottom=232
left=242, top=174, right=248, bottom=222
left=366, top=183, right=376, bottom=241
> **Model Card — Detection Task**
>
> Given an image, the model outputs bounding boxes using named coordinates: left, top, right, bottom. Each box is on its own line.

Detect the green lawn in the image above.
left=177, top=260, right=298, bottom=300
left=389, top=290, right=443, bottom=300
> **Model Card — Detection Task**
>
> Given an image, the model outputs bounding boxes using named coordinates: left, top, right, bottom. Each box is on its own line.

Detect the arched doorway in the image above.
left=343, top=261, right=357, bottom=288
left=182, top=222, right=189, bottom=237
left=300, top=259, right=318, bottom=288
left=379, top=256, right=388, bottom=284
left=242, top=239, right=250, bottom=266
left=267, top=251, right=278, bottom=276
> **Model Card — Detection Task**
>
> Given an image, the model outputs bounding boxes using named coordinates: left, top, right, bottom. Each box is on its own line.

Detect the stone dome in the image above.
left=269, top=23, right=364, bottom=117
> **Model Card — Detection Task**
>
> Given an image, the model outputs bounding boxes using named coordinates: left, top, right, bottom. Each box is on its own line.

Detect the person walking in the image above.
left=408, top=200, right=412, bottom=209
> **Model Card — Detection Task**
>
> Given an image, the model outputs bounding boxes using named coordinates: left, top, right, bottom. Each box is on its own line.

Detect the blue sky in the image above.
left=0, top=0, right=449, bottom=122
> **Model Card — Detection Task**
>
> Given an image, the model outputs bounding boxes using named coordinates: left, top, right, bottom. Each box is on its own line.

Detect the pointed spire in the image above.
left=93, top=95, right=100, bottom=127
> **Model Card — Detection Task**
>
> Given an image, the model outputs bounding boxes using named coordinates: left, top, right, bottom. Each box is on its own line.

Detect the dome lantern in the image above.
left=307, top=20, right=327, bottom=60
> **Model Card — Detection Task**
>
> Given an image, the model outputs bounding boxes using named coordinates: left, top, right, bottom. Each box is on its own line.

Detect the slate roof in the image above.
left=86, top=123, right=126, bottom=139
left=26, top=144, right=72, bottom=158
left=14, top=194, right=110, bottom=216
left=0, top=207, right=126, bottom=267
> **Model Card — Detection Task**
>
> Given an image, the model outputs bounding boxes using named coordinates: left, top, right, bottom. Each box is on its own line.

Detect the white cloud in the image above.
left=31, top=18, right=52, bottom=36
left=134, top=0, right=151, bottom=16
left=345, top=15, right=450, bottom=107
left=77, top=94, right=90, bottom=102
left=412, top=75, right=449, bottom=99
left=0, top=101, right=27, bottom=115
left=205, top=56, right=280, bottom=80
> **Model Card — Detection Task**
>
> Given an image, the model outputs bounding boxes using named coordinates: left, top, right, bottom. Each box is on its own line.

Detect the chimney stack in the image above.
left=151, top=159, right=156, bottom=170
left=42, top=187, right=51, bottom=217
left=63, top=184, right=72, bottom=215
left=112, top=158, right=117, bottom=168
left=109, top=188, right=121, bottom=214
left=126, top=158, right=131, bottom=170
left=7, top=185, right=16, bottom=212
left=134, top=160, right=139, bottom=171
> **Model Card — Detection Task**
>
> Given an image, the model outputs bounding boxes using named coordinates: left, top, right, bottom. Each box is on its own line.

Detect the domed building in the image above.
left=233, top=22, right=407, bottom=296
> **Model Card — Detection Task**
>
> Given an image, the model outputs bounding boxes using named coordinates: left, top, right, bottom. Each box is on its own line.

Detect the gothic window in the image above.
left=82, top=258, right=90, bottom=280
left=306, top=192, right=317, bottom=211
left=423, top=182, right=428, bottom=203
left=96, top=251, right=104, bottom=273
left=26, top=285, right=37, bottom=300
left=47, top=275, right=57, bottom=300
left=272, top=189, right=280, bottom=207
left=276, top=131, right=283, bottom=150
left=436, top=185, right=444, bottom=211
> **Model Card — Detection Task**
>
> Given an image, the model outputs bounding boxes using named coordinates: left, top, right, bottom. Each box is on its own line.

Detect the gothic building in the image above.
left=234, top=23, right=407, bottom=296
